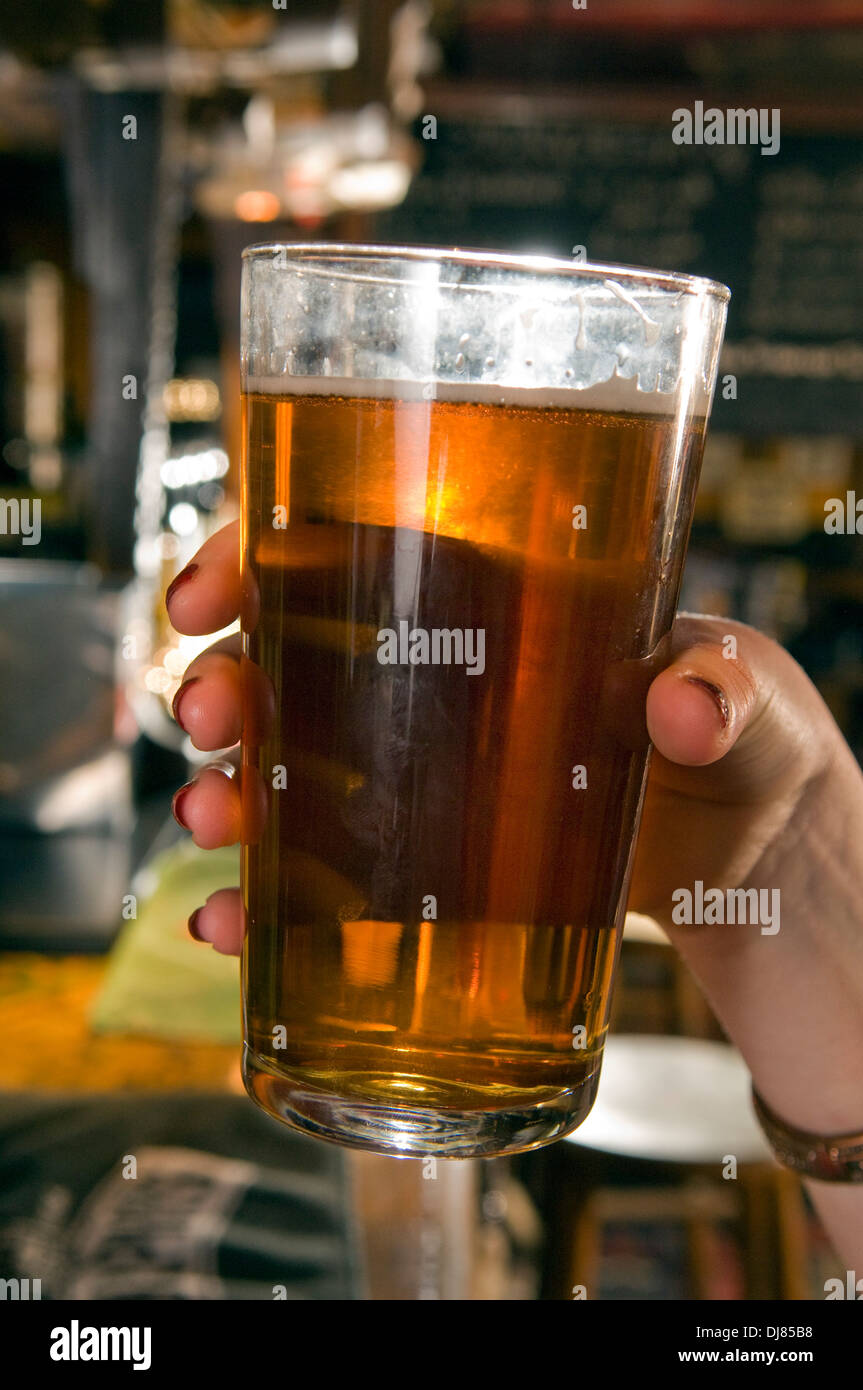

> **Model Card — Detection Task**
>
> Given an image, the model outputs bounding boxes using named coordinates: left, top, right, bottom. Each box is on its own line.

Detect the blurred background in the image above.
left=0, top=0, right=861, bottom=1301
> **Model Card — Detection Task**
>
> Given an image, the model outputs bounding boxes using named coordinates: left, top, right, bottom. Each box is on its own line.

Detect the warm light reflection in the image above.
left=163, top=377, right=222, bottom=422
left=341, top=921, right=404, bottom=988
left=234, top=189, right=281, bottom=222
left=329, top=159, right=412, bottom=210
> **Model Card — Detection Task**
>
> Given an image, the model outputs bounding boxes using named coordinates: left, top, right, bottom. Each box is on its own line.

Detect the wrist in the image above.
left=751, top=1084, right=863, bottom=1183
left=666, top=750, right=863, bottom=1135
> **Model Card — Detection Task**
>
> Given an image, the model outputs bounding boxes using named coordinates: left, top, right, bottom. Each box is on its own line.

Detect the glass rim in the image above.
left=241, top=240, right=731, bottom=303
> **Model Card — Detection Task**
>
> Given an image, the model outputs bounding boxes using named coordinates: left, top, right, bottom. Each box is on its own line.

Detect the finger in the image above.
left=646, top=615, right=835, bottom=801
left=188, top=887, right=245, bottom=956
left=172, top=763, right=241, bottom=848
left=646, top=643, right=755, bottom=768
left=172, top=646, right=242, bottom=751
left=166, top=521, right=241, bottom=636
left=173, top=641, right=275, bottom=751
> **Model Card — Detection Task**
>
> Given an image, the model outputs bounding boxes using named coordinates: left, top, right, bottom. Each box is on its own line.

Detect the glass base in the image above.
left=242, top=1043, right=602, bottom=1158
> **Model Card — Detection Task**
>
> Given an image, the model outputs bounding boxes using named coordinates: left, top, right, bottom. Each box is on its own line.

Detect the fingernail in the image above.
left=188, top=908, right=205, bottom=942
left=166, top=563, right=199, bottom=607
left=172, top=781, right=195, bottom=828
left=686, top=676, right=729, bottom=729
left=172, top=677, right=201, bottom=731
left=203, top=758, right=239, bottom=781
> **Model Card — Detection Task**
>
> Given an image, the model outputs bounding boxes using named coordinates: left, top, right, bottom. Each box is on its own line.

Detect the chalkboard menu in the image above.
left=379, top=113, right=863, bottom=436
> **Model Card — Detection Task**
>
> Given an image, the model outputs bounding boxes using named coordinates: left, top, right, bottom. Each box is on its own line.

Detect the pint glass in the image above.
left=240, top=245, right=728, bottom=1157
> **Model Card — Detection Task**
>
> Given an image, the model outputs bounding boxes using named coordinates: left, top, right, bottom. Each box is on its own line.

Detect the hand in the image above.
left=167, top=520, right=863, bottom=1262
left=166, top=519, right=841, bottom=965
left=166, top=520, right=245, bottom=955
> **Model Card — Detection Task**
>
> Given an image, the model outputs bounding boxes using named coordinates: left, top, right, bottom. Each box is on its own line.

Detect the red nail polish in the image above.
left=686, top=676, right=730, bottom=729
left=166, top=563, right=199, bottom=607
left=188, top=908, right=204, bottom=941
left=172, top=782, right=194, bottom=828
left=172, top=676, right=201, bottom=730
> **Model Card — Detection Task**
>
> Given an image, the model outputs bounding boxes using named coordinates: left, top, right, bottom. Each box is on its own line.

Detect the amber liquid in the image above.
left=241, top=389, right=703, bottom=1130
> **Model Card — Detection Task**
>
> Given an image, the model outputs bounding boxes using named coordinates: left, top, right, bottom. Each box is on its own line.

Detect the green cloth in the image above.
left=89, top=840, right=241, bottom=1043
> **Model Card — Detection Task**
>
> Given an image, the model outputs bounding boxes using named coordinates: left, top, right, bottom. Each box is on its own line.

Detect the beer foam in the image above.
left=244, top=374, right=706, bottom=417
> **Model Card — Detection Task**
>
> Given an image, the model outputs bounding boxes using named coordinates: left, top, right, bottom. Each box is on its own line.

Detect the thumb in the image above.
left=629, top=614, right=838, bottom=920
left=645, top=615, right=835, bottom=802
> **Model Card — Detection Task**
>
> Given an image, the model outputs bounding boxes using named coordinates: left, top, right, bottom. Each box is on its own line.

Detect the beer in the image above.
left=240, top=380, right=706, bottom=1152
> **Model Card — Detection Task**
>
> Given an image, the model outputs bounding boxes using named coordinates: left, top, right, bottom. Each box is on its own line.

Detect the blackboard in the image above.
left=379, top=113, right=863, bottom=436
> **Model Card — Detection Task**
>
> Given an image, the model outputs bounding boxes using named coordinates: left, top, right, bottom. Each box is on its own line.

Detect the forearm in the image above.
left=663, top=739, right=863, bottom=1266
